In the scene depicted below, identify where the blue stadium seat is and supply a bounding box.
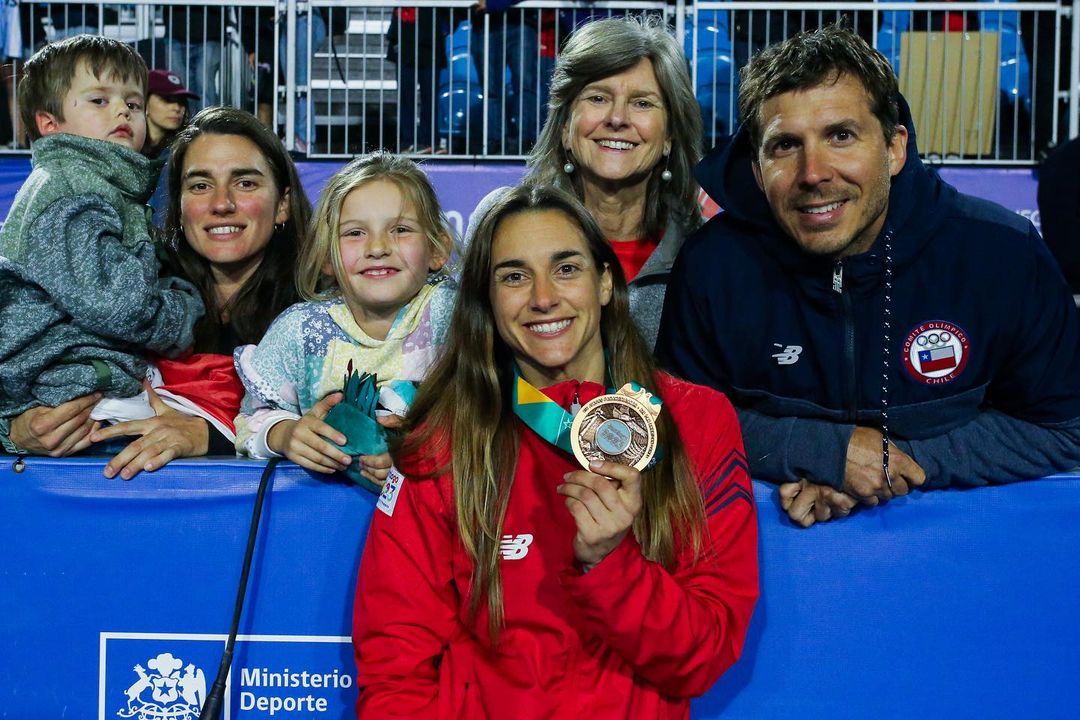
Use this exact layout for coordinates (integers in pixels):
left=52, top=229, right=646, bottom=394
left=438, top=20, right=484, bottom=141
left=685, top=10, right=736, bottom=139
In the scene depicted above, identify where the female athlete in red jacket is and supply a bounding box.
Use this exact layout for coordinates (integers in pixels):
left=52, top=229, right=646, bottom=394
left=352, top=184, right=758, bottom=719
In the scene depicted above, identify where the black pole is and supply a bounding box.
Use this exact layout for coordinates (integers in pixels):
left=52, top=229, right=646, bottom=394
left=200, top=457, right=279, bottom=719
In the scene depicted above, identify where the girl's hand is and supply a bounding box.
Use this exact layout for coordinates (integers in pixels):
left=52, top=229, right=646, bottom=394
left=92, top=384, right=209, bottom=479
left=358, top=452, right=393, bottom=487
left=557, top=460, right=643, bottom=570
left=267, top=393, right=352, bottom=474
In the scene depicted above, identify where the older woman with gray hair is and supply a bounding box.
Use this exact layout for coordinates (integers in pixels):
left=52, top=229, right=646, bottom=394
left=465, top=15, right=703, bottom=350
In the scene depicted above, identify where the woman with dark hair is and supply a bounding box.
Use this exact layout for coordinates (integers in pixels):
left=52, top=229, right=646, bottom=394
left=466, top=15, right=703, bottom=350
left=161, top=105, right=311, bottom=353
left=6, top=107, right=311, bottom=476
left=353, top=184, right=757, bottom=718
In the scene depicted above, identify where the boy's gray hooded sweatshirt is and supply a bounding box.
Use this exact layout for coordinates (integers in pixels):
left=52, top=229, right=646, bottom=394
left=0, top=133, right=204, bottom=417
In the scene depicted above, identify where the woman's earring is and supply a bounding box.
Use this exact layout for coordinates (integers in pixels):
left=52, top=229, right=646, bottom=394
left=563, top=160, right=575, bottom=174
left=274, top=222, right=286, bottom=233
left=660, top=155, right=673, bottom=182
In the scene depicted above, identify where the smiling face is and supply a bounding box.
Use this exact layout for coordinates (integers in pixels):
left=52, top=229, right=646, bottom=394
left=37, top=60, right=146, bottom=152
left=562, top=58, right=671, bottom=194
left=490, top=209, right=613, bottom=388
left=179, top=133, right=289, bottom=281
left=752, top=73, right=907, bottom=258
left=335, top=179, right=447, bottom=339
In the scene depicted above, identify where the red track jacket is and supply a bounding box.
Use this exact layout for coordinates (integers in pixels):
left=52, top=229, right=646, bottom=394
left=353, top=375, right=758, bottom=719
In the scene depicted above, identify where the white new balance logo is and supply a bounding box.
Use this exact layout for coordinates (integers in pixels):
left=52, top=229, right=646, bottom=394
left=499, top=534, right=534, bottom=560
left=771, top=344, right=803, bottom=365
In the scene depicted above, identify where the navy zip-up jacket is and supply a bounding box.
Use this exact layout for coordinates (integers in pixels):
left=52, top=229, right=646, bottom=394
left=657, top=101, right=1080, bottom=489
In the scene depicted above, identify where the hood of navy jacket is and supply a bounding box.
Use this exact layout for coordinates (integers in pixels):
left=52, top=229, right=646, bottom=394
left=693, top=96, right=957, bottom=280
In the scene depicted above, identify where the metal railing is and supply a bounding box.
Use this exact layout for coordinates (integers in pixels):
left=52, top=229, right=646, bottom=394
left=0, top=0, right=1075, bottom=165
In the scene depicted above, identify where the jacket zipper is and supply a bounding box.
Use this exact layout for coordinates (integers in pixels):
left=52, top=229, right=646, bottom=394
left=833, top=259, right=858, bottom=422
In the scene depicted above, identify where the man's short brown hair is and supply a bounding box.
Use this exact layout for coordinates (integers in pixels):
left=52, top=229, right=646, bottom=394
left=738, top=23, right=900, bottom=149
left=19, top=34, right=148, bottom=142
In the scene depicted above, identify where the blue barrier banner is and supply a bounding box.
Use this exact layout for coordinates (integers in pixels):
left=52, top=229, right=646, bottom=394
left=1, top=457, right=1078, bottom=719
left=0, top=158, right=1039, bottom=238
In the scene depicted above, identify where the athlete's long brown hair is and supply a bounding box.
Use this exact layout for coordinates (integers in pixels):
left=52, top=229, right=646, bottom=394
left=399, top=184, right=705, bottom=640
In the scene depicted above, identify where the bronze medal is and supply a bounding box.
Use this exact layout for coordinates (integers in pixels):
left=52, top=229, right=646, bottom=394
left=570, top=383, right=660, bottom=471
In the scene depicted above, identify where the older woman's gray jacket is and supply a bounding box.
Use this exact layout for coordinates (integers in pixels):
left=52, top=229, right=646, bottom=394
left=0, top=134, right=204, bottom=417
left=465, top=186, right=690, bottom=351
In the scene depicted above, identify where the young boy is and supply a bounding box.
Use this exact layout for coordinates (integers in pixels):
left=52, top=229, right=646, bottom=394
left=0, top=35, right=204, bottom=435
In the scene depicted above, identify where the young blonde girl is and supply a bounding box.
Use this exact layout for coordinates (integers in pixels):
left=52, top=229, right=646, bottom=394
left=234, top=153, right=456, bottom=486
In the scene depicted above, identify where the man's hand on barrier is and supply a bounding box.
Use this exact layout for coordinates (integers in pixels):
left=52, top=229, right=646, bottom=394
left=779, top=479, right=858, bottom=528
left=93, top=384, right=209, bottom=480
left=842, top=427, right=926, bottom=504
left=10, top=393, right=101, bottom=457
left=268, top=392, right=353, bottom=474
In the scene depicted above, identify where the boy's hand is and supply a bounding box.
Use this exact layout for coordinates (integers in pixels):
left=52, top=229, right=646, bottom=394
left=10, top=394, right=101, bottom=456
left=92, top=384, right=209, bottom=480
left=268, top=393, right=352, bottom=474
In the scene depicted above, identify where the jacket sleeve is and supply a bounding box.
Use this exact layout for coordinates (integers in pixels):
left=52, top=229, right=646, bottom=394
left=352, top=466, right=458, bottom=717
left=233, top=306, right=306, bottom=458
left=25, top=195, right=203, bottom=356
left=736, top=407, right=854, bottom=489
left=561, top=392, right=759, bottom=698
left=900, top=412, right=1080, bottom=488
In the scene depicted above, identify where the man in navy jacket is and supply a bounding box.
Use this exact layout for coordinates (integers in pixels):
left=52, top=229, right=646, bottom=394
left=657, top=25, right=1080, bottom=527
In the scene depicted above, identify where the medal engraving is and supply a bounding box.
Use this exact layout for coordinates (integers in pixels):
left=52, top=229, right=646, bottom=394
left=571, top=384, right=659, bottom=471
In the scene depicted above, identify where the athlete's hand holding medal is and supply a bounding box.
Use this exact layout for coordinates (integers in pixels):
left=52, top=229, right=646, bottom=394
left=558, top=383, right=662, bottom=571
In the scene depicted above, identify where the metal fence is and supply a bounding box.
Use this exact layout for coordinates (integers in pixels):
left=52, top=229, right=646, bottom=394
left=1, top=0, right=1076, bottom=164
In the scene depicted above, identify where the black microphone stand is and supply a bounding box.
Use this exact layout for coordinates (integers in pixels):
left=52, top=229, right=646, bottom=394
left=200, top=457, right=280, bottom=719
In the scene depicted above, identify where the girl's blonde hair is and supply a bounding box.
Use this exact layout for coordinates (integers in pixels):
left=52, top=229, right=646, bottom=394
left=298, top=152, right=455, bottom=300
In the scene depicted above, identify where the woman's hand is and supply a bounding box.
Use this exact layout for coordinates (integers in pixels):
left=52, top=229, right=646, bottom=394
left=9, top=394, right=102, bottom=456
left=558, top=459, right=643, bottom=570
left=91, top=384, right=210, bottom=480
left=267, top=392, right=352, bottom=474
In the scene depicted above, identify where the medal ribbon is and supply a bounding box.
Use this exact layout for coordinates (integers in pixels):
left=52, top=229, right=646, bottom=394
left=511, top=367, right=579, bottom=455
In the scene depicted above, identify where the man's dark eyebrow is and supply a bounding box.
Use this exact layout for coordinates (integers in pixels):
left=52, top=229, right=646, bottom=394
left=824, top=119, right=859, bottom=135
left=182, top=167, right=267, bottom=181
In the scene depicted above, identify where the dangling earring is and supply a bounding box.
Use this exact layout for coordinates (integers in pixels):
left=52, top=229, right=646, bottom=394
left=660, top=154, right=673, bottom=182
left=563, top=158, right=575, bottom=174
left=274, top=222, right=285, bottom=234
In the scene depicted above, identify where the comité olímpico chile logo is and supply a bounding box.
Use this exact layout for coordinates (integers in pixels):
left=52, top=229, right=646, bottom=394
left=902, top=320, right=970, bottom=385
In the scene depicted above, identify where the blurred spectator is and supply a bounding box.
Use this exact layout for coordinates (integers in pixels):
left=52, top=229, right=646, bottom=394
left=144, top=69, right=197, bottom=158
left=280, top=7, right=327, bottom=154
left=1037, top=136, right=1080, bottom=293
left=469, top=1, right=541, bottom=154
left=144, top=69, right=198, bottom=227
left=1, top=0, right=22, bottom=147
left=386, top=7, right=451, bottom=154
left=165, top=5, right=225, bottom=111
